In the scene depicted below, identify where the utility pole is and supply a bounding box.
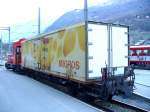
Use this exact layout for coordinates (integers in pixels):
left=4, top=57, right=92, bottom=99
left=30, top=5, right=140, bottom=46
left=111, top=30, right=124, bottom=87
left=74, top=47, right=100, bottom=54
left=84, top=0, right=89, bottom=80
left=0, top=35, right=2, bottom=58
left=38, top=7, right=41, bottom=34
left=84, top=0, right=88, bottom=26
left=0, top=36, right=2, bottom=64
left=8, top=27, right=11, bottom=53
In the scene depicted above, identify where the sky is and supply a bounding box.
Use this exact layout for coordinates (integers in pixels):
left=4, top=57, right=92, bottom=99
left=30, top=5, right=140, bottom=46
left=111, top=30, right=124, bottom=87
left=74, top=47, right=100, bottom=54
left=0, top=0, right=80, bottom=26
left=0, top=0, right=110, bottom=42
left=0, top=0, right=110, bottom=26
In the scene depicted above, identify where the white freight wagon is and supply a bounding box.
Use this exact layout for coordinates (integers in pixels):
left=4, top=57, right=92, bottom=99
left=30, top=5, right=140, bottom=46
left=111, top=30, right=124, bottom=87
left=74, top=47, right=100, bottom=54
left=21, top=21, right=135, bottom=99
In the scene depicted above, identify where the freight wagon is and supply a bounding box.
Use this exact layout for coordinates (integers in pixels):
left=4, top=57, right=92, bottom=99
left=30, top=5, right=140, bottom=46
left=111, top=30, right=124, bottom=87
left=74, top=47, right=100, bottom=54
left=6, top=21, right=135, bottom=100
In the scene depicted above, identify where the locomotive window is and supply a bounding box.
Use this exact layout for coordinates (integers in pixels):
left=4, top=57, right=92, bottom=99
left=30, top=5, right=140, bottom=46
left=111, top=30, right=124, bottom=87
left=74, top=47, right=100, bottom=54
left=136, top=50, right=141, bottom=55
left=13, top=48, right=16, bottom=54
left=16, top=47, right=21, bottom=53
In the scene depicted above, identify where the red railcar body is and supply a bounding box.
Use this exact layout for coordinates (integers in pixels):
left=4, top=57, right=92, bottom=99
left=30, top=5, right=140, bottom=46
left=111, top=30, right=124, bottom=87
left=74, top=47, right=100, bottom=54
left=5, top=38, right=26, bottom=70
left=129, top=45, right=150, bottom=68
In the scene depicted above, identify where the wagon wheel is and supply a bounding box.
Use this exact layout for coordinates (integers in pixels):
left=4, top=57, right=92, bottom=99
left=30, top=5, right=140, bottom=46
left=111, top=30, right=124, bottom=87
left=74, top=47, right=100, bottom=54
left=67, top=82, right=78, bottom=96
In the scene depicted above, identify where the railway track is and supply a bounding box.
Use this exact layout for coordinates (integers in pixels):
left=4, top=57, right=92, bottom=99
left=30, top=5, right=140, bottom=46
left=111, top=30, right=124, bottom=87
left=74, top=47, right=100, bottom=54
left=80, top=93, right=150, bottom=112
left=21, top=72, right=150, bottom=112
left=112, top=94, right=150, bottom=112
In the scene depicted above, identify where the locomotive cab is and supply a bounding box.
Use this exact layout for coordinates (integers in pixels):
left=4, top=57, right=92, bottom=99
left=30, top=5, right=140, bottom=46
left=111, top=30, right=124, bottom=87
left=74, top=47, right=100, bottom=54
left=5, top=38, right=26, bottom=71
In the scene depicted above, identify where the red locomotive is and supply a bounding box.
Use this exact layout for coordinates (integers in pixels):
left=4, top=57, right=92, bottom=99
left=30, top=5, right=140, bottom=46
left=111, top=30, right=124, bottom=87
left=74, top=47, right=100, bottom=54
left=5, top=38, right=26, bottom=71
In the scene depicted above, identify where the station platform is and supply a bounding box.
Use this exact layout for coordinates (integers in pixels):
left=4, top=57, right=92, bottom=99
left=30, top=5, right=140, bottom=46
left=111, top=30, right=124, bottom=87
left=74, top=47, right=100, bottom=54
left=0, top=68, right=102, bottom=112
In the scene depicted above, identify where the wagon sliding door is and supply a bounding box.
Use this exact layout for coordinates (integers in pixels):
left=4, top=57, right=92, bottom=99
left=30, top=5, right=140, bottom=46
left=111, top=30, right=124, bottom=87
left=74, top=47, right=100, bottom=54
left=111, top=26, right=128, bottom=75
left=88, top=23, right=108, bottom=79
left=111, top=26, right=128, bottom=67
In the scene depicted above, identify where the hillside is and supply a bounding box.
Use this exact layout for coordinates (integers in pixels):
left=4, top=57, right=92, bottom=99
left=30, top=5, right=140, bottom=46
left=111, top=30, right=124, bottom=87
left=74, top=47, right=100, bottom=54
left=44, top=0, right=150, bottom=44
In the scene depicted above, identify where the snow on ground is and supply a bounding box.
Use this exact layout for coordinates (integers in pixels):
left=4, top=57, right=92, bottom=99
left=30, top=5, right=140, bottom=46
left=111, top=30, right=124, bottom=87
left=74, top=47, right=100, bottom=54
left=0, top=69, right=101, bottom=112
left=134, top=83, right=150, bottom=99
left=134, top=69, right=150, bottom=99
left=134, top=69, right=150, bottom=86
left=0, top=64, right=150, bottom=111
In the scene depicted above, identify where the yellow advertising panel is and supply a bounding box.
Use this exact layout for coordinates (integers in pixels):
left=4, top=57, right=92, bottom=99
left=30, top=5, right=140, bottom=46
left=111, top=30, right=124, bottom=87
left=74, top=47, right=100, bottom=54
left=22, top=23, right=86, bottom=81
left=22, top=40, right=35, bottom=69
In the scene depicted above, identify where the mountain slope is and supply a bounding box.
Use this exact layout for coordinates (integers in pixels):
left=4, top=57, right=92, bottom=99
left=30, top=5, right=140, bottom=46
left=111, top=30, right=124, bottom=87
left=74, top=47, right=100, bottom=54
left=44, top=0, right=150, bottom=44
